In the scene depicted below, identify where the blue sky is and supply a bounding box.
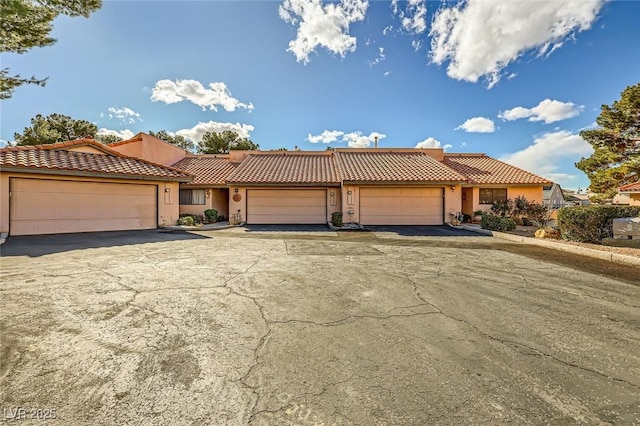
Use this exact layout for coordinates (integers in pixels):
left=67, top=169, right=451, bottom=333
left=2, top=0, right=639, bottom=190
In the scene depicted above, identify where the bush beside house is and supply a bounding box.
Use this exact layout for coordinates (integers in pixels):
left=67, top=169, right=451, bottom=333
left=557, top=205, right=640, bottom=244
left=481, top=196, right=546, bottom=232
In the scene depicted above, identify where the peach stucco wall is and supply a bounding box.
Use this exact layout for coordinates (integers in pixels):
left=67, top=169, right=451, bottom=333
left=629, top=194, right=640, bottom=206
left=111, top=134, right=187, bottom=166
left=468, top=186, right=544, bottom=214
left=0, top=172, right=180, bottom=234
left=179, top=188, right=229, bottom=218
left=507, top=186, right=544, bottom=204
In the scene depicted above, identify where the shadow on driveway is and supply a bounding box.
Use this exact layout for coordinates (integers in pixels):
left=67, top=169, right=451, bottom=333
left=0, top=229, right=209, bottom=257
left=242, top=224, right=336, bottom=233
left=366, top=225, right=487, bottom=237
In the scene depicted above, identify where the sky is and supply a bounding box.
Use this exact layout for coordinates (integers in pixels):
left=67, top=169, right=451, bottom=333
left=2, top=0, right=639, bottom=190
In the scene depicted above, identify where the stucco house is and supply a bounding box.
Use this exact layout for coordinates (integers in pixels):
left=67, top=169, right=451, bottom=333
left=0, top=132, right=550, bottom=235
left=542, top=183, right=567, bottom=209
left=619, top=182, right=640, bottom=206
left=0, top=137, right=192, bottom=236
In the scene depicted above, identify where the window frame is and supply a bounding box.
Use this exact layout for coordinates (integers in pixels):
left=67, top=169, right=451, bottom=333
left=479, top=188, right=508, bottom=204
left=179, top=189, right=206, bottom=205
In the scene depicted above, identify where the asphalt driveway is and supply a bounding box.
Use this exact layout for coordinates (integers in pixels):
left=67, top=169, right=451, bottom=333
left=1, top=229, right=639, bottom=424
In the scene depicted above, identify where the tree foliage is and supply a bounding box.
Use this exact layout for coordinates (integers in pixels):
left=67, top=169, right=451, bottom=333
left=576, top=83, right=640, bottom=202
left=148, top=130, right=195, bottom=152
left=198, top=131, right=259, bottom=154
left=0, top=0, right=102, bottom=99
left=14, top=113, right=99, bottom=145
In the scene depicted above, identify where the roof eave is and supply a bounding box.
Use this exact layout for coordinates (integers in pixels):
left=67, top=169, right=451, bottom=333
left=0, top=166, right=193, bottom=182
left=343, top=179, right=466, bottom=185
left=225, top=181, right=341, bottom=187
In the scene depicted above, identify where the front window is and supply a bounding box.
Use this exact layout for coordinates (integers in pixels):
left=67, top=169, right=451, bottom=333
left=180, top=189, right=205, bottom=205
left=479, top=188, right=507, bottom=204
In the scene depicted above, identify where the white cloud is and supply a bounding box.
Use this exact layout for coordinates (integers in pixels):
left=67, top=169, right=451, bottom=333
left=107, top=106, right=142, bottom=124
left=175, top=121, right=255, bottom=142
left=150, top=79, right=254, bottom=112
left=383, top=25, right=393, bottom=35
left=0, top=139, right=10, bottom=148
left=392, top=0, right=427, bottom=35
left=429, top=0, right=603, bottom=88
left=279, top=0, right=368, bottom=64
left=307, top=129, right=385, bottom=147
left=343, top=131, right=385, bottom=148
left=307, top=130, right=344, bottom=143
left=415, top=137, right=452, bottom=151
left=97, top=128, right=135, bottom=140
left=368, top=47, right=385, bottom=66
left=499, top=99, right=583, bottom=124
left=499, top=130, right=593, bottom=186
left=455, top=116, right=495, bottom=133
left=383, top=71, right=391, bottom=77
left=411, top=40, right=422, bottom=51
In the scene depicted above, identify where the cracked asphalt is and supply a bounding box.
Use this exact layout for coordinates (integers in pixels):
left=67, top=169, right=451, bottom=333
left=1, top=227, right=639, bottom=425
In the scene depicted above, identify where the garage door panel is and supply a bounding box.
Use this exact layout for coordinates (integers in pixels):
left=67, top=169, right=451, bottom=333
left=360, top=187, right=443, bottom=225
left=10, top=179, right=157, bottom=235
left=247, top=189, right=327, bottom=224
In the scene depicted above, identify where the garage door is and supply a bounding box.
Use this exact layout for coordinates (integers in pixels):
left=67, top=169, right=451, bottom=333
left=247, top=189, right=326, bottom=224
left=360, top=187, right=444, bottom=225
left=10, top=178, right=157, bottom=235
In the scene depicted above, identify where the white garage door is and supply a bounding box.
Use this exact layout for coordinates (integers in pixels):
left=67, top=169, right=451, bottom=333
left=360, top=187, right=444, bottom=225
left=247, top=189, right=326, bottom=224
left=10, top=178, right=157, bottom=236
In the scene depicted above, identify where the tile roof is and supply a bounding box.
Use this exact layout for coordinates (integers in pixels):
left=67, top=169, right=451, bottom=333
left=226, top=153, right=340, bottom=185
left=171, top=156, right=237, bottom=186
left=0, top=139, right=193, bottom=181
left=619, top=181, right=640, bottom=192
left=443, top=154, right=550, bottom=185
left=335, top=151, right=466, bottom=182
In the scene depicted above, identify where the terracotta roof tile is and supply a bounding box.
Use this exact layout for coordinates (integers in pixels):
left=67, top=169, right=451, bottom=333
left=172, top=156, right=237, bottom=186
left=0, top=139, right=192, bottom=181
left=335, top=151, right=466, bottom=182
left=226, top=153, right=340, bottom=185
left=443, top=154, right=550, bottom=185
left=620, top=181, right=640, bottom=192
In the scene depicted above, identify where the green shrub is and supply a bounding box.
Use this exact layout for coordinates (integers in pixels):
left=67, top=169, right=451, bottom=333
left=177, top=216, right=195, bottom=226
left=490, top=199, right=514, bottom=217
left=481, top=214, right=517, bottom=231
left=557, top=205, right=640, bottom=244
left=178, top=213, right=202, bottom=225
left=204, top=209, right=218, bottom=223
left=331, top=212, right=343, bottom=227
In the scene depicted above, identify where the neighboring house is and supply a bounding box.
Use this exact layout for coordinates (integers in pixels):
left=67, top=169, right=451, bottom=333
left=619, top=182, right=640, bottom=206
left=563, top=190, right=591, bottom=206
left=543, top=183, right=567, bottom=209
left=0, top=132, right=551, bottom=235
left=0, top=137, right=192, bottom=236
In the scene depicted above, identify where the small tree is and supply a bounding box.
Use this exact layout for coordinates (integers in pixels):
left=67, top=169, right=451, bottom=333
left=148, top=130, right=194, bottom=152
left=1, top=0, right=102, bottom=99
left=198, top=131, right=259, bottom=154
left=14, top=113, right=98, bottom=145
left=576, top=83, right=640, bottom=202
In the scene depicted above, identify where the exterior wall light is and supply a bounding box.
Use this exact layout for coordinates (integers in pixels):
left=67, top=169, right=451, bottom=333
left=234, top=188, right=239, bottom=193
